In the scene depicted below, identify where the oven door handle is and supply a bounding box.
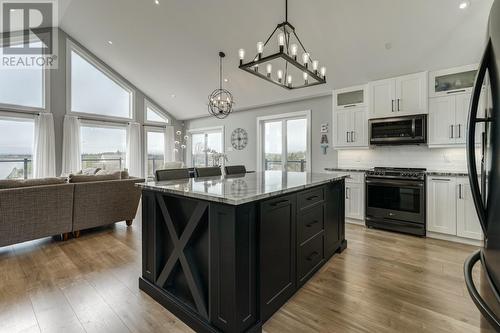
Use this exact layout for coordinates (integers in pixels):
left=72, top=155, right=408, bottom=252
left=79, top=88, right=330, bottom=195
left=366, top=179, right=424, bottom=187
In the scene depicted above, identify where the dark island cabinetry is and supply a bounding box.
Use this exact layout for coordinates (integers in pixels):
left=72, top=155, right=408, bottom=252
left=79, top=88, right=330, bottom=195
left=138, top=173, right=346, bottom=333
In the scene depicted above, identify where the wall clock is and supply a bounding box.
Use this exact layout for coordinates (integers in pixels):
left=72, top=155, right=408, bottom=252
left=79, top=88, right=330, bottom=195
left=231, top=128, right=248, bottom=150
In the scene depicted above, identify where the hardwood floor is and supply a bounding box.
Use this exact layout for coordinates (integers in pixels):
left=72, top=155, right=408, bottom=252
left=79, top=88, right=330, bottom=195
left=0, top=213, right=495, bottom=333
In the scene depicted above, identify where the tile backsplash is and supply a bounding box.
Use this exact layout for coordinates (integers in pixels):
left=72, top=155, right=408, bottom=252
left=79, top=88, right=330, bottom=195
left=337, top=146, right=476, bottom=171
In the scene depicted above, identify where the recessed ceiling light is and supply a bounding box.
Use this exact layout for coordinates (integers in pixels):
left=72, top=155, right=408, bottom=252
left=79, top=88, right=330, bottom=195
left=224, top=78, right=229, bottom=82
left=459, top=1, right=470, bottom=9
left=107, top=40, right=113, bottom=45
left=155, top=0, right=160, bottom=4
left=171, top=94, right=176, bottom=98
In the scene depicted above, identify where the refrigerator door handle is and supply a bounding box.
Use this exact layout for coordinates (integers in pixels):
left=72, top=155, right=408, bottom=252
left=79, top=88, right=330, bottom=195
left=464, top=250, right=500, bottom=331
left=467, top=40, right=491, bottom=233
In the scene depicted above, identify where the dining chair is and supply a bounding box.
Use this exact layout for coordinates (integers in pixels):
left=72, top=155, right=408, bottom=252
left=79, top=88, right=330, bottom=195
left=224, top=165, right=247, bottom=175
left=155, top=168, right=190, bottom=181
left=194, top=167, right=222, bottom=178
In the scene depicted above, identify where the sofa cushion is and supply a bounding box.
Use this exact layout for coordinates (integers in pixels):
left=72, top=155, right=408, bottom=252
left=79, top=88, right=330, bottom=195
left=0, top=177, right=67, bottom=189
left=69, top=171, right=121, bottom=183
left=121, top=170, right=129, bottom=179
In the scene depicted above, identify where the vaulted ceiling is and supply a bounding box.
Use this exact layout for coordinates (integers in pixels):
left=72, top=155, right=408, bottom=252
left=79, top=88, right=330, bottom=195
left=58, top=0, right=494, bottom=120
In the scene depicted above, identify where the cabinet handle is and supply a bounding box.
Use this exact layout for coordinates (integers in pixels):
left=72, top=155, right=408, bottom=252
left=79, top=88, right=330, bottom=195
left=306, top=195, right=319, bottom=201
left=431, top=178, right=451, bottom=181
left=346, top=132, right=350, bottom=143
left=271, top=199, right=289, bottom=207
left=306, top=220, right=320, bottom=228
left=307, top=251, right=320, bottom=261
left=344, top=104, right=357, bottom=108
left=459, top=184, right=463, bottom=199
left=391, top=100, right=395, bottom=112
left=397, top=98, right=400, bottom=111
left=346, top=187, right=350, bottom=199
left=450, top=125, right=454, bottom=139
left=447, top=89, right=467, bottom=95
left=352, top=131, right=356, bottom=142
left=458, top=124, right=462, bottom=138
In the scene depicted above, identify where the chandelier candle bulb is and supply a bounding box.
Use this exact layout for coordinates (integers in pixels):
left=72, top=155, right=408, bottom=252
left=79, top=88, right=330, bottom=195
left=266, top=63, right=272, bottom=77
left=278, top=33, right=285, bottom=52
left=287, top=74, right=293, bottom=88
left=291, top=44, right=298, bottom=59
left=312, top=60, right=319, bottom=73
left=303, top=72, right=308, bottom=84
left=277, top=69, right=283, bottom=82
left=238, top=48, right=245, bottom=64
left=256, top=42, right=264, bottom=59
left=302, top=53, right=310, bottom=67
left=320, top=66, right=327, bottom=78
left=254, top=64, right=259, bottom=72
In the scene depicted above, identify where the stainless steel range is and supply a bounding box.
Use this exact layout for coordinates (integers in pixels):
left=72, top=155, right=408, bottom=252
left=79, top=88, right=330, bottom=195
left=365, top=167, right=426, bottom=236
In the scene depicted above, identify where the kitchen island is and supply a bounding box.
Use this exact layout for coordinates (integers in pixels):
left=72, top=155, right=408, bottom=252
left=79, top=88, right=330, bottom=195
left=137, top=171, right=347, bottom=333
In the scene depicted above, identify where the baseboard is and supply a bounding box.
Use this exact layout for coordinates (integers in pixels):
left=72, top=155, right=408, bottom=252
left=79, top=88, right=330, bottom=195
left=346, top=218, right=365, bottom=226
left=426, top=231, right=484, bottom=246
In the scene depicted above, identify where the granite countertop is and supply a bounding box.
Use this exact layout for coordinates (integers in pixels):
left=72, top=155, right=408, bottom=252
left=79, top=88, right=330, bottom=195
left=136, top=171, right=348, bottom=206
left=325, top=167, right=470, bottom=177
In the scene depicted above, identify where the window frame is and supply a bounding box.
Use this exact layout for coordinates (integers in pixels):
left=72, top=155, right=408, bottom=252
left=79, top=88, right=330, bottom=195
left=0, top=112, right=36, bottom=179
left=144, top=99, right=170, bottom=126
left=79, top=119, right=128, bottom=171
left=0, top=35, right=50, bottom=113
left=144, top=126, right=166, bottom=178
left=256, top=110, right=311, bottom=172
left=187, top=126, right=225, bottom=168
left=66, top=39, right=135, bottom=122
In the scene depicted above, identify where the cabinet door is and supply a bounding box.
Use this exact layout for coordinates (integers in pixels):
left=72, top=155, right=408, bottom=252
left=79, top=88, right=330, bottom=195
left=334, top=86, right=366, bottom=110
left=350, top=108, right=368, bottom=147
left=455, top=90, right=486, bottom=145
left=429, top=96, right=456, bottom=146
left=427, top=178, right=457, bottom=235
left=369, top=78, right=395, bottom=119
left=259, top=194, right=296, bottom=321
left=457, top=180, right=483, bottom=240
left=346, top=183, right=364, bottom=220
left=324, top=182, right=343, bottom=258
left=395, top=72, right=428, bottom=115
left=333, top=110, right=350, bottom=147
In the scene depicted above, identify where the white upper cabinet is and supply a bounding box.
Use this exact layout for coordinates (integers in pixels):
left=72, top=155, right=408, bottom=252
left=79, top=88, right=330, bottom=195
left=334, top=85, right=367, bottom=110
left=429, top=64, right=478, bottom=98
left=369, top=72, right=428, bottom=119
left=429, top=96, right=457, bottom=146
left=332, top=87, right=368, bottom=149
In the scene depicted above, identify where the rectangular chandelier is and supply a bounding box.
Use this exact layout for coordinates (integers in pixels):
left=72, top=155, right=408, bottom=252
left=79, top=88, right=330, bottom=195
left=238, top=9, right=327, bottom=90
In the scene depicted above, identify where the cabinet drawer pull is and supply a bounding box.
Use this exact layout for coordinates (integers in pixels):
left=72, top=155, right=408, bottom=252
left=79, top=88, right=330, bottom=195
left=391, top=99, right=395, bottom=112
left=271, top=199, right=289, bottom=207
left=306, top=220, right=320, bottom=228
left=431, top=178, right=451, bottom=181
left=459, top=184, right=463, bottom=199
left=344, top=104, right=357, bottom=108
left=397, top=98, right=400, bottom=111
left=307, top=251, right=320, bottom=261
left=306, top=195, right=320, bottom=201
left=447, top=89, right=466, bottom=94
left=450, top=125, right=454, bottom=139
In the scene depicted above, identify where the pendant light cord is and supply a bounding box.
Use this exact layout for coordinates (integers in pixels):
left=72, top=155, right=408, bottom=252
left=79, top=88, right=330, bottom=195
left=285, top=0, right=288, bottom=22
left=219, top=55, right=222, bottom=90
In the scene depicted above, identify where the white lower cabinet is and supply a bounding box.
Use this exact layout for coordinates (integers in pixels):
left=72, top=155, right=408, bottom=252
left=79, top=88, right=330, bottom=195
left=345, top=173, right=365, bottom=222
left=427, top=176, right=483, bottom=241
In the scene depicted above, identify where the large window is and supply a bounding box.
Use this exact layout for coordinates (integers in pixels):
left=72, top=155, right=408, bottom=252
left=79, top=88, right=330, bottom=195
left=190, top=127, right=223, bottom=167
left=0, top=117, right=34, bottom=179
left=69, top=44, right=133, bottom=119
left=258, top=111, right=310, bottom=172
left=0, top=41, right=45, bottom=109
left=145, top=129, right=165, bottom=177
left=145, top=101, right=169, bottom=124
left=80, top=124, right=127, bottom=171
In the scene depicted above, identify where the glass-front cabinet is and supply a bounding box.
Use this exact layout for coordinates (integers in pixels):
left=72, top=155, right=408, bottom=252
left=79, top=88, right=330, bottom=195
left=429, top=64, right=478, bottom=98
left=334, top=85, right=368, bottom=110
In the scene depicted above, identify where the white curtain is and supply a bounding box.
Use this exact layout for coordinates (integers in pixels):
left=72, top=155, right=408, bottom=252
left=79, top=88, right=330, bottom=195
left=61, top=115, right=81, bottom=175
left=164, top=125, right=176, bottom=163
left=126, top=122, right=142, bottom=177
left=33, top=112, right=56, bottom=178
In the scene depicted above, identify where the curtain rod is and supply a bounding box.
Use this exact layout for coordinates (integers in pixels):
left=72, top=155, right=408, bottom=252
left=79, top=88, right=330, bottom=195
left=77, top=116, right=131, bottom=126
left=0, top=109, right=41, bottom=117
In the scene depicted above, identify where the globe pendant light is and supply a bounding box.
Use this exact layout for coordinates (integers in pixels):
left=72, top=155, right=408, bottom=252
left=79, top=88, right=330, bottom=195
left=208, top=52, right=234, bottom=119
left=238, top=0, right=327, bottom=90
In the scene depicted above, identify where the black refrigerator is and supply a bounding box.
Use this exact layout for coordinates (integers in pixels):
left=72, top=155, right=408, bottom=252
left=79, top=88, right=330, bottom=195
left=465, top=0, right=500, bottom=330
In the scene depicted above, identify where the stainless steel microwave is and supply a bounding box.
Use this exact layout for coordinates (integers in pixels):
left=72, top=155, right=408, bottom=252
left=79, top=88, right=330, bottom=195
left=369, top=114, right=427, bottom=145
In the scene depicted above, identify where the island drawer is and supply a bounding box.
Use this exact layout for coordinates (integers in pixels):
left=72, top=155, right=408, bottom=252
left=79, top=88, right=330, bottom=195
left=297, top=187, right=325, bottom=211
left=297, top=205, right=324, bottom=245
left=297, top=233, right=325, bottom=284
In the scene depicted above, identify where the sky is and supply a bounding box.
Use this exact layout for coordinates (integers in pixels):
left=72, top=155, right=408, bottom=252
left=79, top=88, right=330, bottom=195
left=80, top=126, right=127, bottom=154
left=265, top=118, right=307, bottom=154
left=0, top=119, right=34, bottom=155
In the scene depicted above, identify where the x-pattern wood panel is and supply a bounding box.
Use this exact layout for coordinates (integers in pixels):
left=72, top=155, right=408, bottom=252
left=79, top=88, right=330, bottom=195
left=155, top=194, right=209, bottom=319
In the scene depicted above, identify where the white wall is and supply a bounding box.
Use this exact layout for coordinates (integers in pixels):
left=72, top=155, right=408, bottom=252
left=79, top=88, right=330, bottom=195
left=185, top=95, right=337, bottom=173
left=337, top=146, right=472, bottom=171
